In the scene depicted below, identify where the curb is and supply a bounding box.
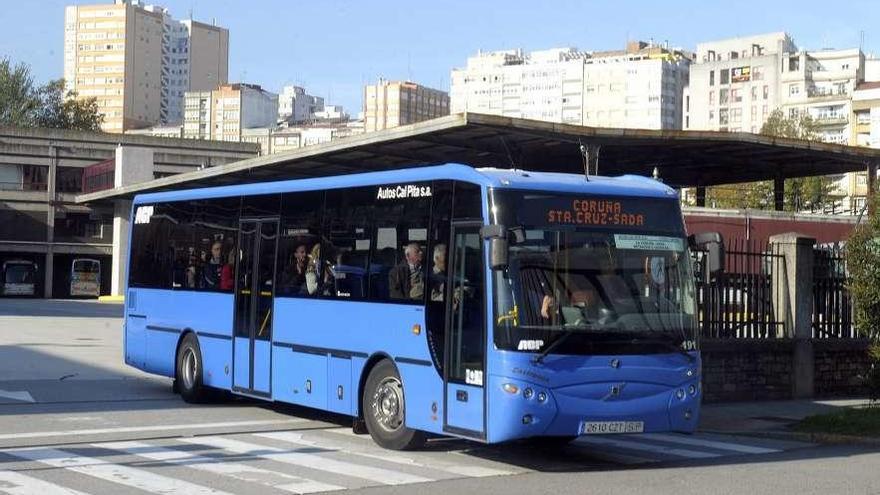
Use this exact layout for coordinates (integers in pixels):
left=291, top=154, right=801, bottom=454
left=701, top=428, right=880, bottom=447
left=97, top=295, right=124, bottom=303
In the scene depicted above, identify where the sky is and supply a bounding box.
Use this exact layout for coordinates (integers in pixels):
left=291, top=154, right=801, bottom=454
left=2, top=0, right=880, bottom=115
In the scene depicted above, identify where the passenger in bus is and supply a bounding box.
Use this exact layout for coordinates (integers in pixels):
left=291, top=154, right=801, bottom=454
left=185, top=254, right=199, bottom=289
left=220, top=250, right=236, bottom=291
left=389, top=242, right=424, bottom=300
left=429, top=243, right=447, bottom=302
left=305, top=243, right=332, bottom=295
left=202, top=241, right=224, bottom=289
left=279, top=243, right=308, bottom=294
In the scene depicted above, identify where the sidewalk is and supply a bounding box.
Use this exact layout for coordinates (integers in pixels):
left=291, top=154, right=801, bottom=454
left=699, top=398, right=877, bottom=444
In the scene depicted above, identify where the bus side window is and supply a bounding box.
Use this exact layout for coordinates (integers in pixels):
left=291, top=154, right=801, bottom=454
left=324, top=187, right=373, bottom=300
left=370, top=181, right=432, bottom=303
left=191, top=197, right=241, bottom=293
left=278, top=190, right=324, bottom=297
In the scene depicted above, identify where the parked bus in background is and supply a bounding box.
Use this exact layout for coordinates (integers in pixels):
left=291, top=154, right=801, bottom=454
left=71, top=258, right=101, bottom=297
left=123, top=163, right=721, bottom=450
left=2, top=260, right=37, bottom=296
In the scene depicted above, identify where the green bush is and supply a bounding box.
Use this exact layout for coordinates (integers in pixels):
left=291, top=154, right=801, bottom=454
left=847, top=195, right=880, bottom=403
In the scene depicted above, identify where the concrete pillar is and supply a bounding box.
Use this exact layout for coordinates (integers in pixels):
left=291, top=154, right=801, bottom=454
left=769, top=232, right=816, bottom=399
left=773, top=177, right=785, bottom=211
left=111, top=199, right=131, bottom=297
left=110, top=146, right=154, bottom=297
left=44, top=146, right=57, bottom=298
left=695, top=186, right=706, bottom=207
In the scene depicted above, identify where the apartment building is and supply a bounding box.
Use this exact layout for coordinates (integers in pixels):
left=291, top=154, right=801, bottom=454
left=363, top=79, right=450, bottom=132
left=450, top=42, right=691, bottom=130
left=64, top=0, right=228, bottom=132
left=684, top=33, right=864, bottom=143
left=183, top=84, right=278, bottom=142
left=278, top=85, right=325, bottom=123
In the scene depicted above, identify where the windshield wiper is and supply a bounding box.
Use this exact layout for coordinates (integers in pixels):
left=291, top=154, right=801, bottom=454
left=531, top=329, right=576, bottom=364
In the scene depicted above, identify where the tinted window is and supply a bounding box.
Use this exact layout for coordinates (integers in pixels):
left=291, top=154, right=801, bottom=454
left=189, top=197, right=240, bottom=292
left=323, top=187, right=374, bottom=299
left=454, top=181, right=483, bottom=219
left=277, top=190, right=324, bottom=297
left=371, top=181, right=432, bottom=302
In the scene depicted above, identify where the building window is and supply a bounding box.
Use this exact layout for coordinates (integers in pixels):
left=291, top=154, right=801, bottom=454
left=789, top=84, right=800, bottom=96
left=751, top=86, right=758, bottom=99
left=719, top=108, right=729, bottom=125
left=763, top=85, right=769, bottom=100
left=709, top=70, right=715, bottom=86
left=789, top=56, right=800, bottom=71
left=720, top=69, right=729, bottom=85
left=709, top=91, right=715, bottom=105
left=731, top=88, right=742, bottom=103
left=719, top=88, right=729, bottom=104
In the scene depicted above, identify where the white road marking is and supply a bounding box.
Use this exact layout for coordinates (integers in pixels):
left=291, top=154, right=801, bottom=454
left=97, top=440, right=344, bottom=494
left=183, top=436, right=433, bottom=486
left=575, top=436, right=722, bottom=459
left=639, top=433, right=782, bottom=454
left=0, top=470, right=90, bottom=495
left=4, top=447, right=232, bottom=495
left=0, top=419, right=308, bottom=441
left=257, top=431, right=513, bottom=478
left=0, top=390, right=34, bottom=403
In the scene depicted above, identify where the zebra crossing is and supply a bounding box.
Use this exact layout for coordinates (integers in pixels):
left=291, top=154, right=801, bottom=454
left=0, top=427, right=809, bottom=494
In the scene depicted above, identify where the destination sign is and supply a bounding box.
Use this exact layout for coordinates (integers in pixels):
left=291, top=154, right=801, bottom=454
left=545, top=199, right=646, bottom=227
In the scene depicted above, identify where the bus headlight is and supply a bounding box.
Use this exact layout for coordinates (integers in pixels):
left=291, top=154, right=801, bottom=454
left=688, top=384, right=697, bottom=396
left=502, top=383, right=519, bottom=394
left=675, top=388, right=685, bottom=400
left=523, top=387, right=534, bottom=399
left=537, top=391, right=547, bottom=403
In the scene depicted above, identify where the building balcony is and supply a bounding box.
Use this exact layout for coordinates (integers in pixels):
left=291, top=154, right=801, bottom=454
left=812, top=115, right=848, bottom=126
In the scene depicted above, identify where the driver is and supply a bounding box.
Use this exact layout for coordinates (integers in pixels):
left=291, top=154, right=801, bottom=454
left=540, top=275, right=601, bottom=323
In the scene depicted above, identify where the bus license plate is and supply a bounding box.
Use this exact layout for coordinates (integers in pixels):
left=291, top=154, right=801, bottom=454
left=581, top=421, right=644, bottom=434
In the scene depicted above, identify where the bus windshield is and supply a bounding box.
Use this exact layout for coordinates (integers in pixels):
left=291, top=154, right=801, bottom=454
left=5, top=263, right=35, bottom=284
left=491, top=189, right=698, bottom=356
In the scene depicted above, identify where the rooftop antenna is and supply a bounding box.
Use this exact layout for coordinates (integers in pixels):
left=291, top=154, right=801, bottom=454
left=579, top=140, right=592, bottom=181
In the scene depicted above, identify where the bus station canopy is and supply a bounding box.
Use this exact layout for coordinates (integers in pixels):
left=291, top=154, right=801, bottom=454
left=77, top=112, right=880, bottom=204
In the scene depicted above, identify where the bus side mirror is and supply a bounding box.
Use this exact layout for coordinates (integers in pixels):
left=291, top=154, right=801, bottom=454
left=481, top=225, right=509, bottom=270
left=688, top=232, right=725, bottom=280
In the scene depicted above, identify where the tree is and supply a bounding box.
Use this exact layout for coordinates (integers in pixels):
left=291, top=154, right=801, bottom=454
left=35, top=79, right=104, bottom=131
left=706, top=109, right=836, bottom=212
left=0, top=57, right=40, bottom=127
left=0, top=58, right=103, bottom=132
left=761, top=109, right=836, bottom=212
left=847, top=194, right=880, bottom=402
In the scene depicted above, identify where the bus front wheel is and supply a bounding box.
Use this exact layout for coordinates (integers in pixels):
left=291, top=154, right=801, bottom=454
left=175, top=333, right=208, bottom=403
left=363, top=359, right=425, bottom=450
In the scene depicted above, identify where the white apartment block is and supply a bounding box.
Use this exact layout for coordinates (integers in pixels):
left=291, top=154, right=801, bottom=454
left=64, top=0, right=228, bottom=132
left=684, top=33, right=864, bottom=144
left=278, top=85, right=325, bottom=123
left=451, top=42, right=690, bottom=130
left=183, top=83, right=278, bottom=142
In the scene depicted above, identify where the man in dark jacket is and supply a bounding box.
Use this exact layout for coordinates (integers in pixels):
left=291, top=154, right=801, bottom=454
left=389, top=243, right=425, bottom=300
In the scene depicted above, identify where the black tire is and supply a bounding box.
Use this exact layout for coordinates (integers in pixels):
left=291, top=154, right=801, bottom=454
left=363, top=359, right=426, bottom=450
left=176, top=333, right=209, bottom=403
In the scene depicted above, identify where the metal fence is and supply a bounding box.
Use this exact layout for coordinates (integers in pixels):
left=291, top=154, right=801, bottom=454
left=693, top=239, right=855, bottom=340
left=694, top=239, right=785, bottom=339
left=812, top=243, right=854, bottom=338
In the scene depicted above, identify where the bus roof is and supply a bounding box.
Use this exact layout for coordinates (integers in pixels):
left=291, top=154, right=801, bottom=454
left=132, top=163, right=677, bottom=205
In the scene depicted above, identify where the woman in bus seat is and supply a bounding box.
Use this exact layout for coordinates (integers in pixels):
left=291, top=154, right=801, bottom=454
left=220, top=250, right=236, bottom=291
left=279, top=243, right=308, bottom=294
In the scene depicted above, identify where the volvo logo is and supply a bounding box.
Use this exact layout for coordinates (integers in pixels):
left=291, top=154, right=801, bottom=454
left=601, top=382, right=626, bottom=401
left=610, top=358, right=621, bottom=368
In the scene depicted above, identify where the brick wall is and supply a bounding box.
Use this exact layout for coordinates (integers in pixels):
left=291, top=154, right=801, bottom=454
left=700, top=339, right=872, bottom=403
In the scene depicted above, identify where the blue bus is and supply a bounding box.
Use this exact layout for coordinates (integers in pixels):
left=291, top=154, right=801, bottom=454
left=124, top=163, right=716, bottom=450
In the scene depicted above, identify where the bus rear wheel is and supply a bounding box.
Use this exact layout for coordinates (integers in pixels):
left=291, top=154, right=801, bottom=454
left=176, top=333, right=209, bottom=403
left=363, top=359, right=425, bottom=450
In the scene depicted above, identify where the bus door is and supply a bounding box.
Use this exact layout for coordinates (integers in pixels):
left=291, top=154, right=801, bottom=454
left=233, top=219, right=279, bottom=397
left=443, top=222, right=487, bottom=439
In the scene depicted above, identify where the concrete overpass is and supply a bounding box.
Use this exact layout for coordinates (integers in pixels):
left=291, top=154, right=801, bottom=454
left=0, top=126, right=259, bottom=298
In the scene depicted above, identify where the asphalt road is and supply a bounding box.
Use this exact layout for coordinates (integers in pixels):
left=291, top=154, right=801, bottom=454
left=0, top=298, right=878, bottom=495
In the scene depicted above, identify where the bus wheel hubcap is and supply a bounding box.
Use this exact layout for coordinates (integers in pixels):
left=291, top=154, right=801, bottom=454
left=182, top=348, right=197, bottom=390
left=373, top=377, right=403, bottom=432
